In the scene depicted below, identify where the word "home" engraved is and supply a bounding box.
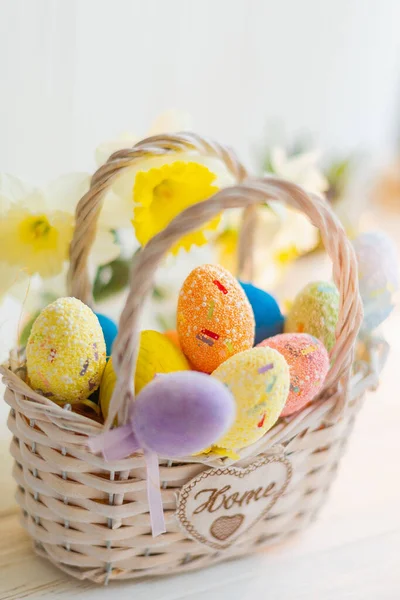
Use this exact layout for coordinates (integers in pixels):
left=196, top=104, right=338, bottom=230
left=193, top=482, right=276, bottom=514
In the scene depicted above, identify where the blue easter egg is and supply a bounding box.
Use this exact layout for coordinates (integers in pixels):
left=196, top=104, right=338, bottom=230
left=95, top=313, right=118, bottom=357
left=239, top=281, right=284, bottom=345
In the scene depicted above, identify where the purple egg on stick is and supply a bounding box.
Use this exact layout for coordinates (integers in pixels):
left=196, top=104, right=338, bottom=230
left=88, top=371, right=235, bottom=537
left=134, top=371, right=235, bottom=457
left=89, top=371, right=236, bottom=460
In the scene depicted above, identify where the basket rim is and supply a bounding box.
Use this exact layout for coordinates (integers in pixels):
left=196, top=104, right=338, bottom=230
left=1, top=334, right=387, bottom=469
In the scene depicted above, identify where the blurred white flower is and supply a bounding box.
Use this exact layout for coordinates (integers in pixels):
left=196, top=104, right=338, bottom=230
left=259, top=147, right=327, bottom=283
left=216, top=147, right=327, bottom=288
left=0, top=173, right=120, bottom=309
left=95, top=110, right=235, bottom=235
left=268, top=147, right=329, bottom=195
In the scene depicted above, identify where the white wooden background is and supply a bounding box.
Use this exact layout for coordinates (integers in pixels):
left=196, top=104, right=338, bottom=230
left=1, top=0, right=400, bottom=183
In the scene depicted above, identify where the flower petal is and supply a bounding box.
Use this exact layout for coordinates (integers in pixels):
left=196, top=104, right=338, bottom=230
left=44, top=172, right=91, bottom=213
left=147, top=110, right=193, bottom=135
left=0, top=173, right=37, bottom=207
left=91, top=229, right=121, bottom=266
left=95, top=132, right=139, bottom=166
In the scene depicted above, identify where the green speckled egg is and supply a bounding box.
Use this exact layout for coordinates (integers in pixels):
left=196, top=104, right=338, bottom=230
left=26, top=297, right=106, bottom=403
left=284, top=281, right=339, bottom=351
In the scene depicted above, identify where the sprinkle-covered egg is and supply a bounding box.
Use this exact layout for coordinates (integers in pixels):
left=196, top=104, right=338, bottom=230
left=177, top=264, right=255, bottom=373
left=284, top=281, right=339, bottom=351
left=26, top=297, right=106, bottom=403
left=259, top=333, right=329, bottom=416
left=100, top=329, right=190, bottom=420
left=353, top=230, right=399, bottom=332
left=240, top=281, right=284, bottom=344
left=210, top=347, right=290, bottom=457
left=95, top=313, right=118, bottom=357
left=132, top=371, right=236, bottom=457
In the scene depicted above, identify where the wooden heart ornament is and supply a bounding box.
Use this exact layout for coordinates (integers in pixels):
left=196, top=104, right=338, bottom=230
left=176, top=454, right=292, bottom=550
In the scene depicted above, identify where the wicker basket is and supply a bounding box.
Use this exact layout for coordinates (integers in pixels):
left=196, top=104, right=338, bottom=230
left=0, top=133, right=388, bottom=584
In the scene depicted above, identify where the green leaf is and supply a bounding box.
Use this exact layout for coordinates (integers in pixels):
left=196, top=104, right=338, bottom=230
left=93, top=257, right=132, bottom=302
left=19, top=311, right=41, bottom=346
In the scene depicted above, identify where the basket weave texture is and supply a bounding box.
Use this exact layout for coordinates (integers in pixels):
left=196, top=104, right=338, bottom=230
left=0, top=133, right=383, bottom=584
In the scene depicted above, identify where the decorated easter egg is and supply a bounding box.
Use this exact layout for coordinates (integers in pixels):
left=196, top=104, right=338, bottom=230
left=132, top=371, right=236, bottom=457
left=259, top=333, right=329, bottom=416
left=210, top=347, right=290, bottom=456
left=26, top=297, right=106, bottom=403
left=353, top=231, right=399, bottom=331
left=95, top=313, right=118, bottom=357
left=284, top=281, right=339, bottom=351
left=239, top=281, right=284, bottom=344
left=100, top=329, right=190, bottom=420
left=177, top=264, right=255, bottom=373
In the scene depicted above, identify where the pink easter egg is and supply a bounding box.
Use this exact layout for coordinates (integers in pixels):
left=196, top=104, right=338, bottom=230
left=258, top=333, right=329, bottom=417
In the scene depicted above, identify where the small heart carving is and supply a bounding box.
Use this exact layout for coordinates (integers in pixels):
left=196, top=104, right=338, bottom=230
left=176, top=454, right=292, bottom=550
left=210, top=514, right=244, bottom=541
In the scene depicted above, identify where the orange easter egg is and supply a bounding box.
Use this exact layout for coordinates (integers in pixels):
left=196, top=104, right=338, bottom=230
left=177, top=264, right=255, bottom=373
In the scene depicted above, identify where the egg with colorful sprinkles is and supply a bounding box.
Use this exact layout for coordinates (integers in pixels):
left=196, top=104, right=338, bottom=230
left=353, top=230, right=399, bottom=332
left=26, top=297, right=106, bottom=403
left=239, top=281, right=284, bottom=344
left=209, top=347, right=290, bottom=457
left=177, top=264, right=255, bottom=373
left=284, top=281, right=340, bottom=351
left=100, top=329, right=190, bottom=420
left=259, top=333, right=329, bottom=416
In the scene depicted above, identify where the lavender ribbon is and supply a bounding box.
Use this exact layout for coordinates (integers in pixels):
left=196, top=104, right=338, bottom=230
left=88, top=426, right=166, bottom=537
left=144, top=448, right=167, bottom=537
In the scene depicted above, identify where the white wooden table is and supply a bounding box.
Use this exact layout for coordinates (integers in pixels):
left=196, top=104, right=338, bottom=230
left=1, top=308, right=400, bottom=599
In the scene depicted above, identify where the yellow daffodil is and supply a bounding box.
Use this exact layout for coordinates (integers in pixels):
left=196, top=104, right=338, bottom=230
left=95, top=112, right=234, bottom=248
left=95, top=111, right=194, bottom=231
left=0, top=173, right=119, bottom=279
left=132, top=159, right=224, bottom=254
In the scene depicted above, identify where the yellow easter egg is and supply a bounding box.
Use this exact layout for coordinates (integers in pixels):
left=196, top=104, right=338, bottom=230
left=100, top=329, right=190, bottom=420
left=177, top=264, right=255, bottom=373
left=26, top=297, right=106, bottom=403
left=210, top=347, right=290, bottom=456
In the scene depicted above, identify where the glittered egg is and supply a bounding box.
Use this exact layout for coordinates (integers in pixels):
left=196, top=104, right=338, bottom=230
left=210, top=347, right=290, bottom=456
left=95, top=312, right=118, bottom=357
left=259, top=333, right=329, bottom=416
left=100, top=329, right=190, bottom=420
left=177, top=264, right=255, bottom=373
left=240, top=281, right=284, bottom=344
left=132, top=371, right=236, bottom=457
left=26, top=297, right=106, bottom=403
left=284, top=281, right=339, bottom=351
left=353, top=231, right=399, bottom=331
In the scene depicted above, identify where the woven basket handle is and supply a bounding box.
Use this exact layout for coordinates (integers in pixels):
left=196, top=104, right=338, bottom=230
left=68, top=132, right=247, bottom=304
left=68, top=134, right=363, bottom=428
